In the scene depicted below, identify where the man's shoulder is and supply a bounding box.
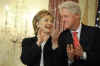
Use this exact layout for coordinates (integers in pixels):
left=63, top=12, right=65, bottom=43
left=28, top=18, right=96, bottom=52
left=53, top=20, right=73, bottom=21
left=82, top=24, right=100, bottom=31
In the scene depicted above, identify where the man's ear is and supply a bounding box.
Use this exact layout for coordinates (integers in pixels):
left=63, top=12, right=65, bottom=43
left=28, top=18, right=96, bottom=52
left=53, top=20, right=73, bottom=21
left=76, top=13, right=80, bottom=18
left=75, top=13, right=80, bottom=19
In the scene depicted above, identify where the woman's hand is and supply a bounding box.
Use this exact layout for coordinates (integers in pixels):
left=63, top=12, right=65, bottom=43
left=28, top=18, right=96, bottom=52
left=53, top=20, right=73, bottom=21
left=37, top=29, right=49, bottom=46
left=51, top=27, right=61, bottom=49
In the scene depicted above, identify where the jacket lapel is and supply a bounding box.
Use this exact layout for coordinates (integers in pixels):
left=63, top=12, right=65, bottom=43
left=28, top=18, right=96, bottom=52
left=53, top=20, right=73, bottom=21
left=80, top=24, right=89, bottom=51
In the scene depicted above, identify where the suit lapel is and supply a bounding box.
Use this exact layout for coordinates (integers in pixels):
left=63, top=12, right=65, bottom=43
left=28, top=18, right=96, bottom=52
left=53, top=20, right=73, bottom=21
left=80, top=24, right=89, bottom=51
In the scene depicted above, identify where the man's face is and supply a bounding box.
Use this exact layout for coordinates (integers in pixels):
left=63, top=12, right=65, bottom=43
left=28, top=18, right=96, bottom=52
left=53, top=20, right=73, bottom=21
left=60, top=8, right=79, bottom=30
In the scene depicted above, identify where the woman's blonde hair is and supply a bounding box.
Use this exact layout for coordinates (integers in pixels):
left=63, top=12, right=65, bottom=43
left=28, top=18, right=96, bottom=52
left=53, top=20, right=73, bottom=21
left=32, top=9, right=54, bottom=36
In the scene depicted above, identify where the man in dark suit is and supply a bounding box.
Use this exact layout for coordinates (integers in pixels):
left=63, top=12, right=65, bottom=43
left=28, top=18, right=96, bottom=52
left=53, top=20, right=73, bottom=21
left=57, top=1, right=100, bottom=66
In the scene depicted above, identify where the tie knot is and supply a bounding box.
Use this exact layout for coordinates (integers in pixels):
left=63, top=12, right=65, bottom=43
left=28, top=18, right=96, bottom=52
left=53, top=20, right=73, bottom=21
left=72, top=32, right=77, bottom=36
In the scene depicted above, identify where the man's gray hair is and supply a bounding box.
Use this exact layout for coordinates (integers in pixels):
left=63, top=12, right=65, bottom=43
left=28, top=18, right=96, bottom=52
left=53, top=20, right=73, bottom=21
left=58, top=1, right=81, bottom=15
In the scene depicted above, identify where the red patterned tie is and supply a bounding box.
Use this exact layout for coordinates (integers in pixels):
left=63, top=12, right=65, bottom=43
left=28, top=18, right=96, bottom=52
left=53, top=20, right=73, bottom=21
left=72, top=32, right=80, bottom=60
left=72, top=32, right=79, bottom=48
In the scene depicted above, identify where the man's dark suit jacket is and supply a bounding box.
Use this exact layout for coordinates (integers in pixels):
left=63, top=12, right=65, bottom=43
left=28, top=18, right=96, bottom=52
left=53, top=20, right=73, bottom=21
left=58, top=24, right=100, bottom=66
left=20, top=36, right=66, bottom=66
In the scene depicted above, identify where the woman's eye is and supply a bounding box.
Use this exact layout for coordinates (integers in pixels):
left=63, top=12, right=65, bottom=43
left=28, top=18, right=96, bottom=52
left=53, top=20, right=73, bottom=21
left=40, top=19, right=48, bottom=22
left=44, top=19, right=48, bottom=22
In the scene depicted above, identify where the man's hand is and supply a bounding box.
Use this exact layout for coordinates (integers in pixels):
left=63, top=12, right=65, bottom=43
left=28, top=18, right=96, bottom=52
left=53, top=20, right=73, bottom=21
left=74, top=44, right=83, bottom=57
left=66, top=44, right=83, bottom=61
left=66, top=44, right=75, bottom=61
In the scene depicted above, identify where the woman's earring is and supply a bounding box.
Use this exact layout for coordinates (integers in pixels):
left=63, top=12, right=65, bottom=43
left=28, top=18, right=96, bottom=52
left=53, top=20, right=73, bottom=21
left=36, top=22, right=39, bottom=27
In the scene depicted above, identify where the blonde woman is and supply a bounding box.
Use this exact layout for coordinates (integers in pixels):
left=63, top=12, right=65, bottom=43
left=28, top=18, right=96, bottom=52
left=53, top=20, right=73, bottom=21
left=20, top=10, right=59, bottom=66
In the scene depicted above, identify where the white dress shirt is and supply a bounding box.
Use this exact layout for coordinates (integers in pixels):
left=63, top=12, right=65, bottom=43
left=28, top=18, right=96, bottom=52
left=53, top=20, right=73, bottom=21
left=40, top=41, right=46, bottom=66
left=39, top=36, right=56, bottom=66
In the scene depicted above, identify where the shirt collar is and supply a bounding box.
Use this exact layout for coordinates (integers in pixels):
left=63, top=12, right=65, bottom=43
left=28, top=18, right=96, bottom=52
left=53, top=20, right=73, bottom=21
left=71, top=23, right=82, bottom=33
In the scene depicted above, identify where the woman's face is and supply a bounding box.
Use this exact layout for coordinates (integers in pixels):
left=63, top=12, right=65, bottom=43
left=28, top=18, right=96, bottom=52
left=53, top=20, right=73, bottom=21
left=38, top=15, right=54, bottom=34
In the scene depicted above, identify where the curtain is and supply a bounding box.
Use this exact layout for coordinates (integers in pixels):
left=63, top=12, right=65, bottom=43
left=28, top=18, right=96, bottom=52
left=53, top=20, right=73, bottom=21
left=79, top=0, right=97, bottom=26
left=81, top=0, right=88, bottom=25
